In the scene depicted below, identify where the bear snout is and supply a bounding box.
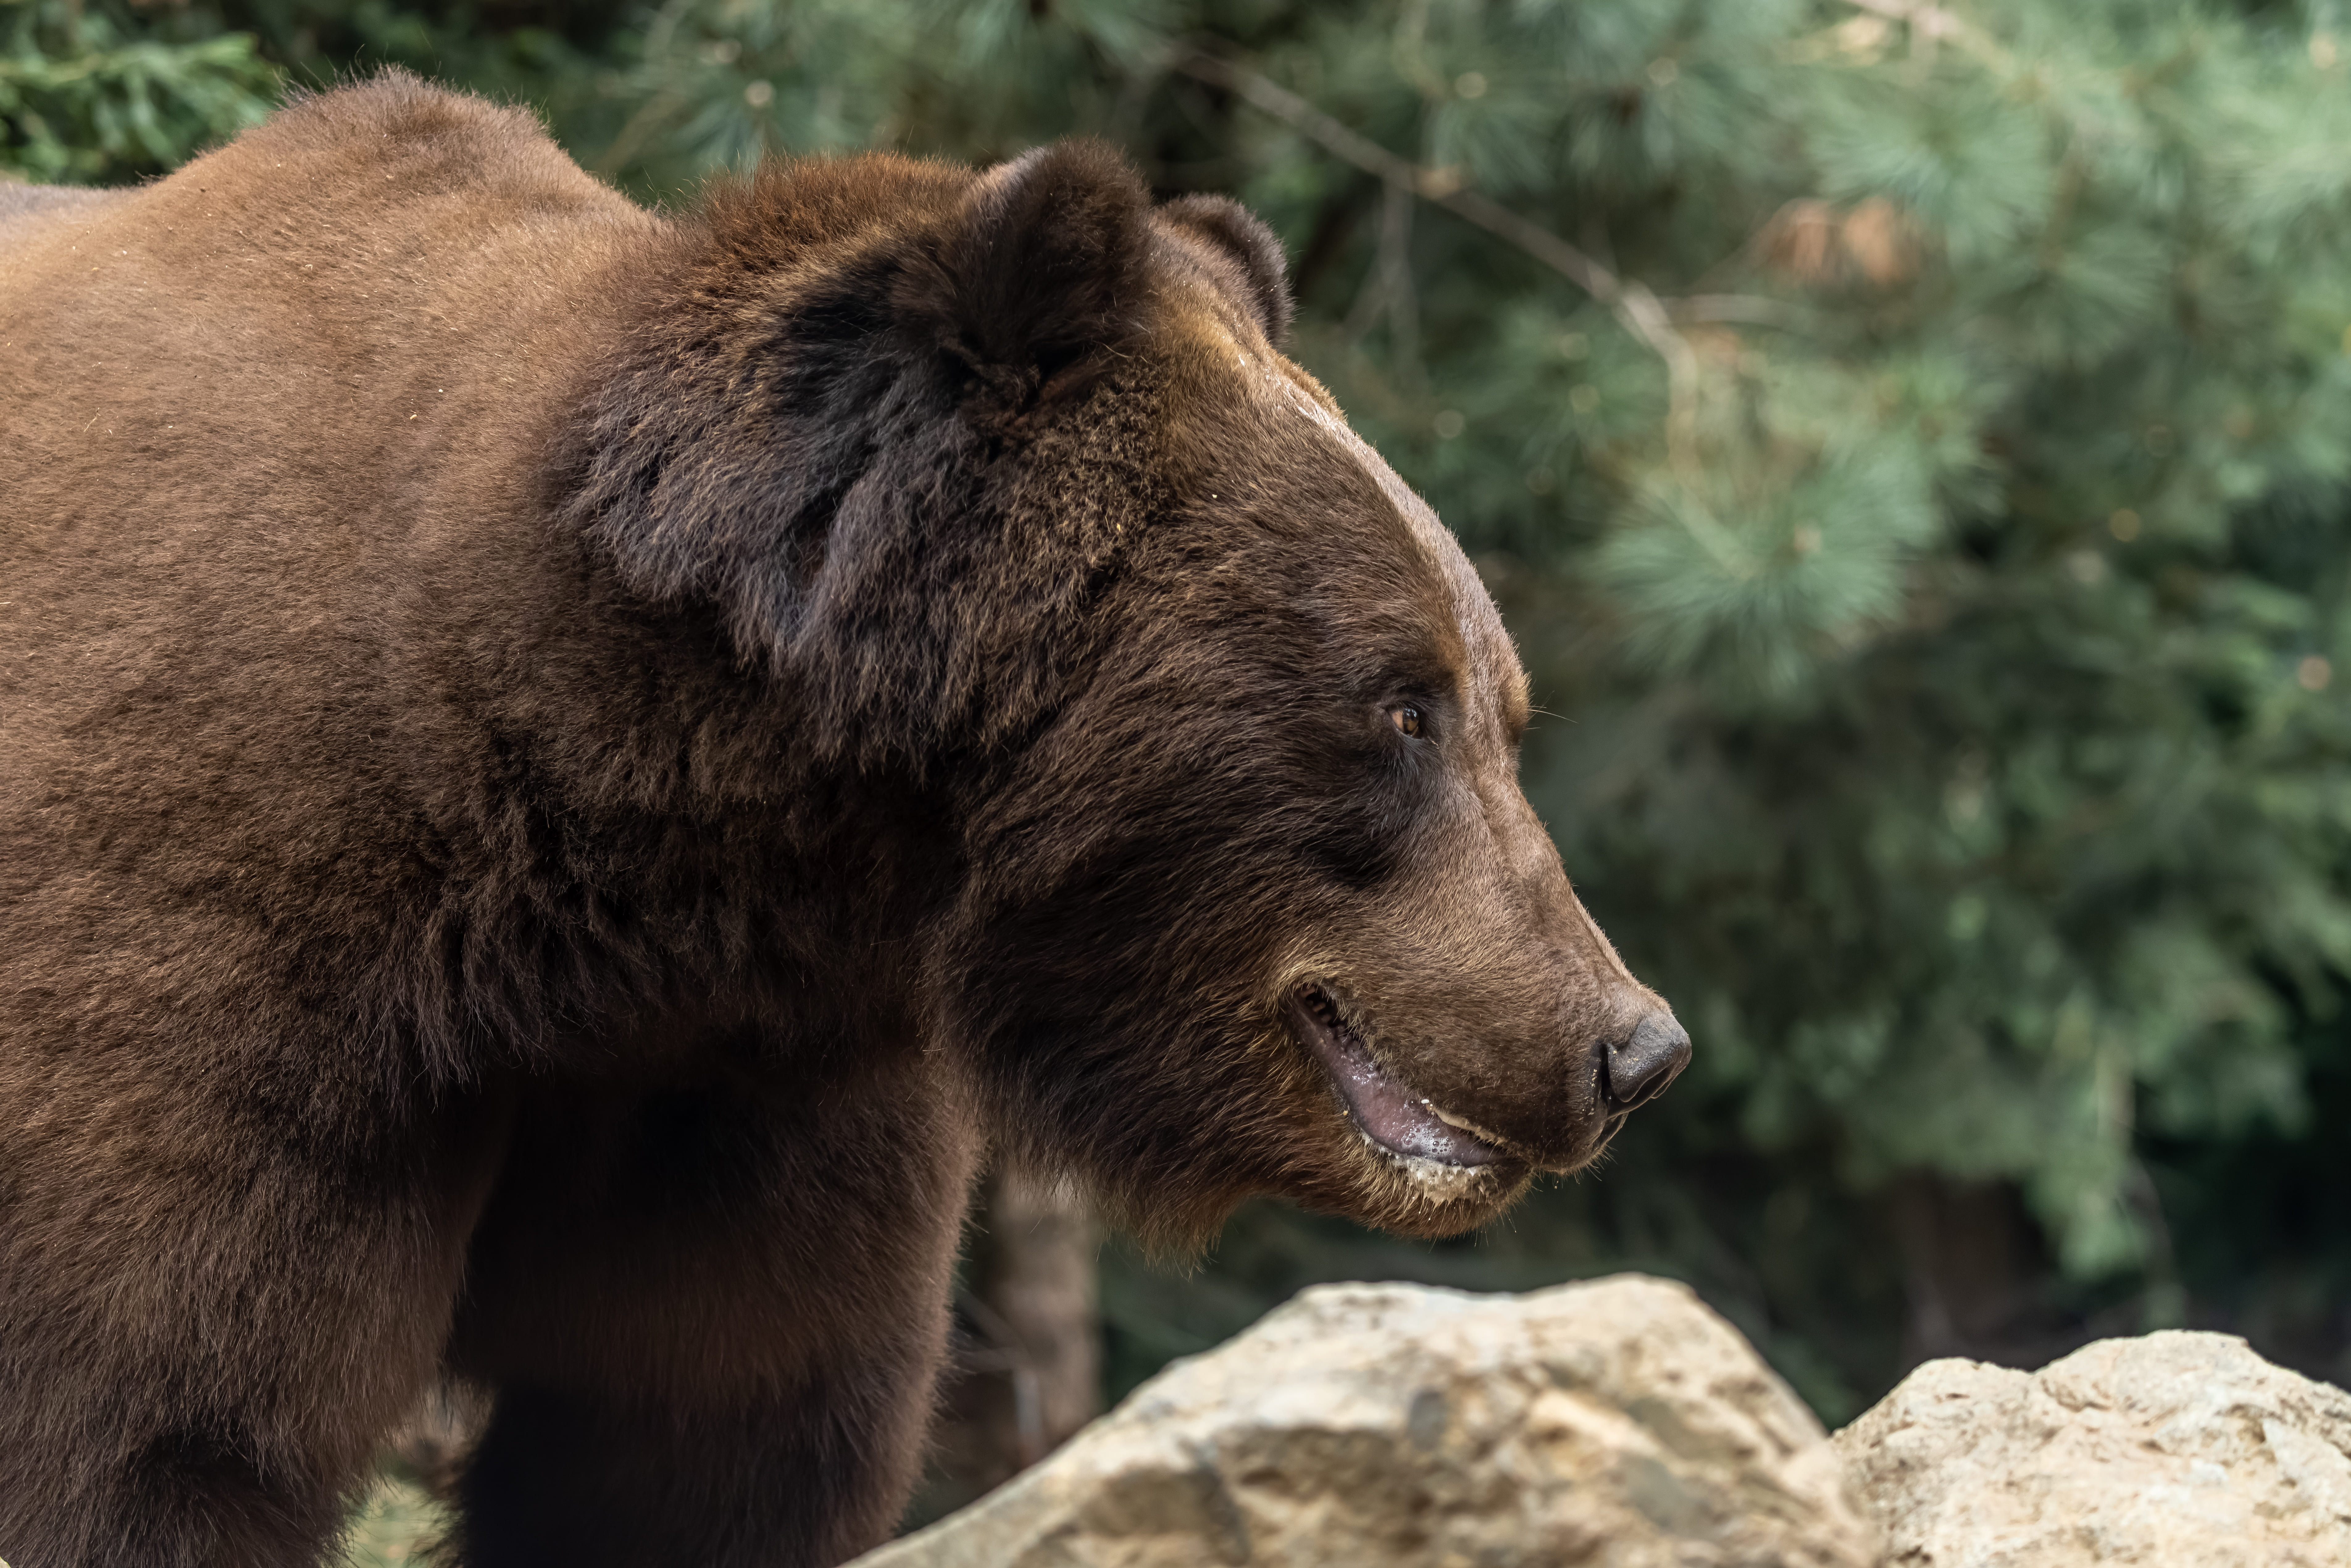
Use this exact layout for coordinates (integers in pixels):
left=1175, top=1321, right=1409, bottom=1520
left=1600, top=1009, right=1693, bottom=1113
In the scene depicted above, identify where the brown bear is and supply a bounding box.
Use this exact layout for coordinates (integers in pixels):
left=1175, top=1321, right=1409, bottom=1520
left=0, top=73, right=1689, bottom=1568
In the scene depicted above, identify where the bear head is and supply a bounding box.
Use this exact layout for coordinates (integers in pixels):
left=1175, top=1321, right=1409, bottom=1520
left=564, top=140, right=1689, bottom=1246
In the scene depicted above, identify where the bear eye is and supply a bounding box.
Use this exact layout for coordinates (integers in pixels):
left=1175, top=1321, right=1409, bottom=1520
left=1389, top=703, right=1424, bottom=739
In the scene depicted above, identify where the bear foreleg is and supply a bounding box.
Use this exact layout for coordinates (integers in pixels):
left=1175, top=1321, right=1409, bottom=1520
left=0, top=1057, right=504, bottom=1568
left=442, top=1058, right=976, bottom=1567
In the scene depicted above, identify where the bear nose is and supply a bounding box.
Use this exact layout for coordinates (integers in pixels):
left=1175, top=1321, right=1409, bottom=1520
left=1602, top=1011, right=1691, bottom=1111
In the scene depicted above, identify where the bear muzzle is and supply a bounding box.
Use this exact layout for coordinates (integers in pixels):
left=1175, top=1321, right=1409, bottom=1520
left=1287, top=980, right=1694, bottom=1178
left=1288, top=980, right=1691, bottom=1178
left=1288, top=982, right=1508, bottom=1168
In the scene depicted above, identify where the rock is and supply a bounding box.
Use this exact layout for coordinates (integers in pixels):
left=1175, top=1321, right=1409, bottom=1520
left=1833, top=1330, right=2351, bottom=1566
left=854, top=1274, right=1880, bottom=1568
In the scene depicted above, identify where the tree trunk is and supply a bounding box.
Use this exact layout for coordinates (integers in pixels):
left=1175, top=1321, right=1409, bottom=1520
left=920, top=1165, right=1104, bottom=1516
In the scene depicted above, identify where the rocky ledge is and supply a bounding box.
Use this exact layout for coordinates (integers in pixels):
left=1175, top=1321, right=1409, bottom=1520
left=854, top=1275, right=2351, bottom=1568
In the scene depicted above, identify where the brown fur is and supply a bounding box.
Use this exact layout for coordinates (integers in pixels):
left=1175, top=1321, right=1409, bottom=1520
left=0, top=75, right=1683, bottom=1567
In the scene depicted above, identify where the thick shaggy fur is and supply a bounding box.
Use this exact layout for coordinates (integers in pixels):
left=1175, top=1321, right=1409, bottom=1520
left=0, top=77, right=1678, bottom=1567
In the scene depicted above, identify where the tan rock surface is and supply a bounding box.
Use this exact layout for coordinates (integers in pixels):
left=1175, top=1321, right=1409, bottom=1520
left=1833, top=1330, right=2351, bottom=1566
left=854, top=1274, right=1879, bottom=1568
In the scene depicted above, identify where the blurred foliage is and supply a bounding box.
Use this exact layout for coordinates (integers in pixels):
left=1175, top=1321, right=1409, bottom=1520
left=12, top=0, right=2351, bottom=1453
left=339, top=1473, right=446, bottom=1566
left=0, top=0, right=275, bottom=180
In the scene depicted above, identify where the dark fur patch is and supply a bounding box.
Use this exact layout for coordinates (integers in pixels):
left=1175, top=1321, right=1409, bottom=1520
left=903, top=139, right=1155, bottom=407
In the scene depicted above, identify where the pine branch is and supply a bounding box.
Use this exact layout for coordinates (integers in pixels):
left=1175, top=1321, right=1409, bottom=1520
left=1176, top=47, right=1772, bottom=473
left=1674, top=294, right=1816, bottom=329
left=1846, top=0, right=2013, bottom=71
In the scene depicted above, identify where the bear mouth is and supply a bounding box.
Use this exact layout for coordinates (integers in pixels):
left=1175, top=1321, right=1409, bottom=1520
left=1287, top=982, right=1506, bottom=1169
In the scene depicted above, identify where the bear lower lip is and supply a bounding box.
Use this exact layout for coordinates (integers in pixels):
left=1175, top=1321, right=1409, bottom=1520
left=1288, top=984, right=1503, bottom=1168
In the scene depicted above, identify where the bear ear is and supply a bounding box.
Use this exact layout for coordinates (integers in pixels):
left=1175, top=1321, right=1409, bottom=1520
left=1156, top=194, right=1293, bottom=347
left=904, top=139, right=1154, bottom=419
